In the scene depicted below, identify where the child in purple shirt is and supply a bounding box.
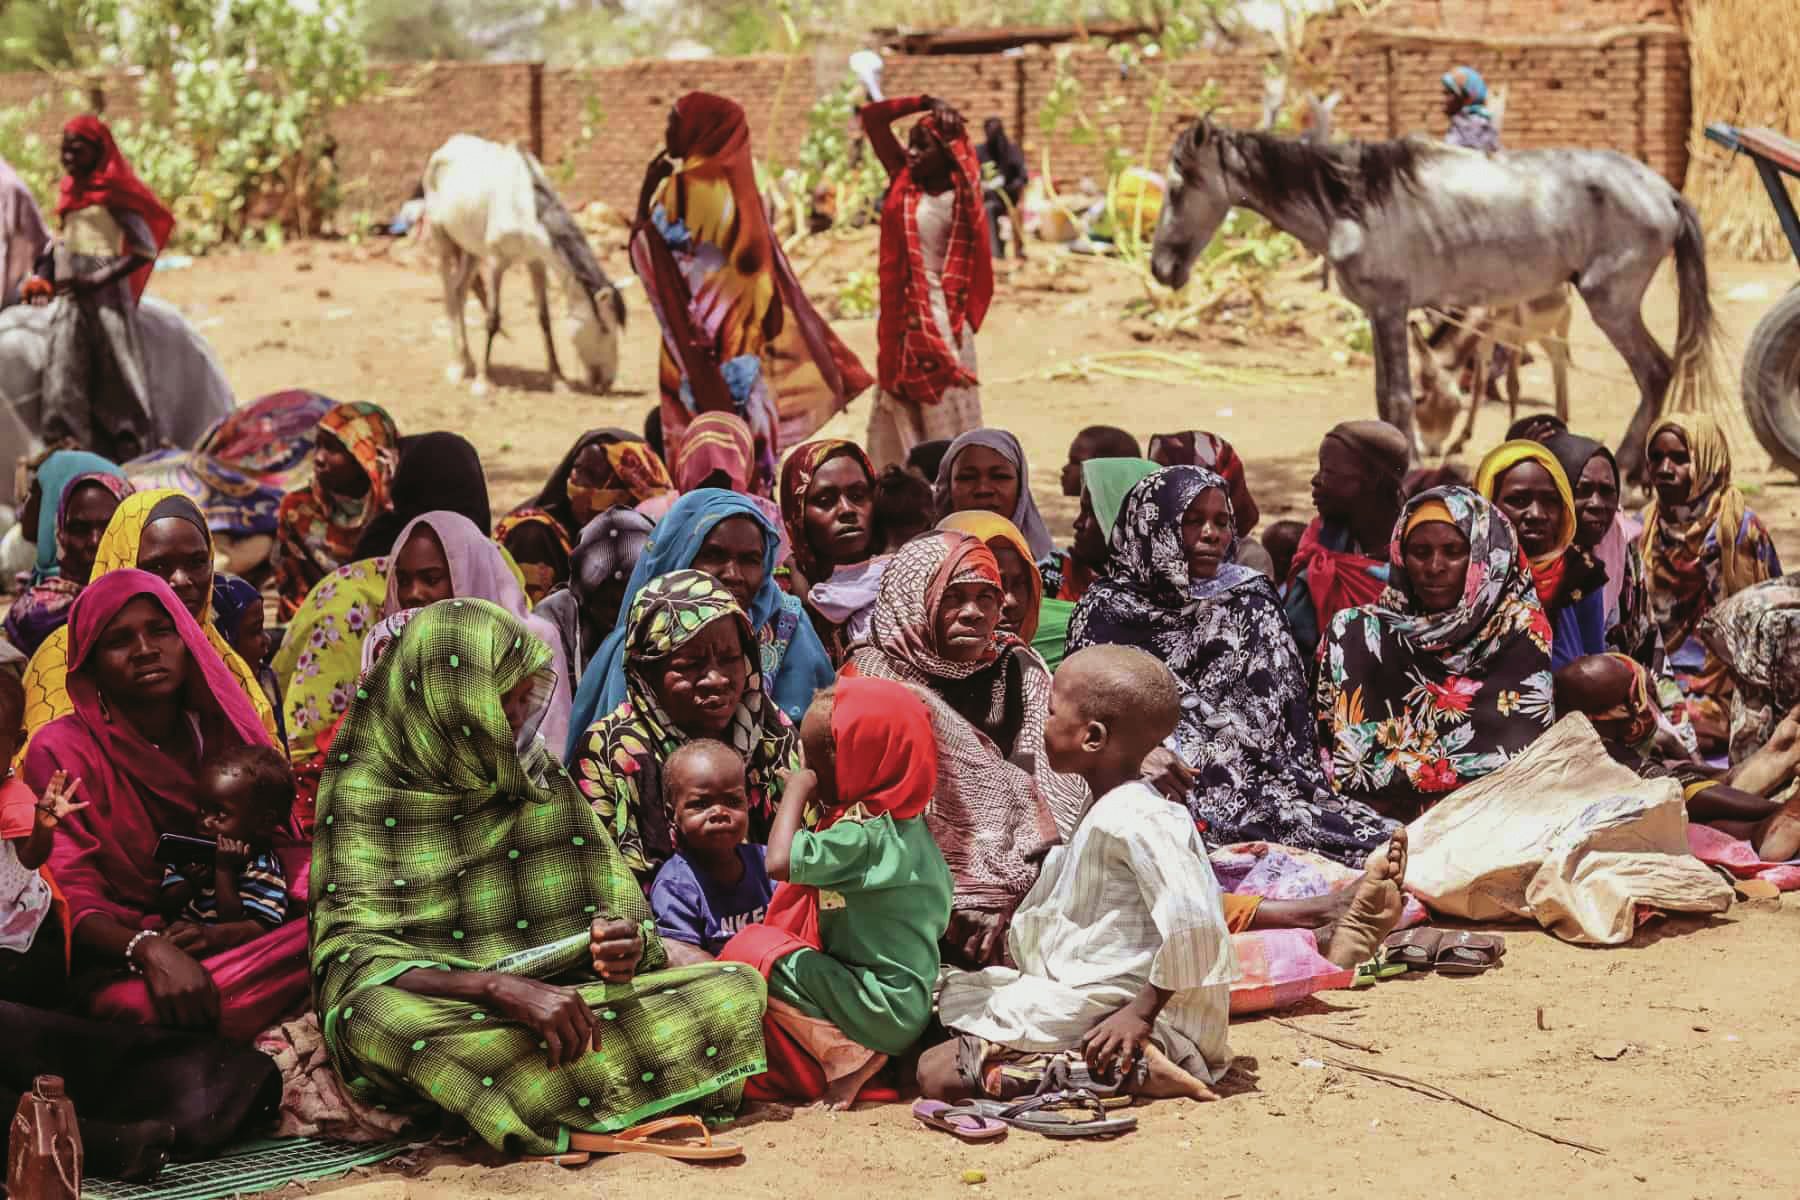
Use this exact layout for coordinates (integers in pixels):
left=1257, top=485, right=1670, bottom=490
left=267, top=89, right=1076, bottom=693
left=650, top=740, right=775, bottom=958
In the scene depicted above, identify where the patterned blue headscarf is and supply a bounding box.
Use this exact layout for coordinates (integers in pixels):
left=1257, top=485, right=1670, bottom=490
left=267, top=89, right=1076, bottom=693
left=1442, top=65, right=1490, bottom=118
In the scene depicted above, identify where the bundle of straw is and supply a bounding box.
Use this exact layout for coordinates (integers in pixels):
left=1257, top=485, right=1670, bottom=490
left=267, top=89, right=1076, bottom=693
left=1685, top=0, right=1800, bottom=261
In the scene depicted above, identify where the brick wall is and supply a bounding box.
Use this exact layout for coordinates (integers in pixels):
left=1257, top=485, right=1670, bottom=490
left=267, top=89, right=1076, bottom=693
left=0, top=18, right=1693, bottom=219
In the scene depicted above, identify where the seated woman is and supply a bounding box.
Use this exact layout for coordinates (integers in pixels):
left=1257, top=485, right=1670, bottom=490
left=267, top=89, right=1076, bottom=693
left=1038, top=456, right=1156, bottom=605
left=1474, top=440, right=1608, bottom=668
left=6, top=452, right=130, bottom=657
left=535, top=508, right=653, bottom=694
left=494, top=509, right=572, bottom=606
left=1702, top=578, right=1800, bottom=766
left=1317, top=486, right=1555, bottom=822
left=1068, top=465, right=1394, bottom=865
left=1146, top=429, right=1273, bottom=576
left=519, top=428, right=672, bottom=549
left=1543, top=434, right=1664, bottom=672
left=719, top=678, right=952, bottom=1108
left=1285, top=420, right=1408, bottom=665
left=311, top=598, right=766, bottom=1159
left=24, top=570, right=307, bottom=1040
left=574, top=570, right=799, bottom=885
left=1640, top=415, right=1782, bottom=752
left=277, top=431, right=500, bottom=766
left=780, top=440, right=886, bottom=660
left=1554, top=653, right=1800, bottom=862
left=269, top=401, right=399, bottom=620
left=933, top=429, right=1055, bottom=561
left=21, top=489, right=276, bottom=743
left=845, top=531, right=1083, bottom=967
left=568, top=489, right=833, bottom=740
left=937, top=511, right=1046, bottom=658
left=384, top=511, right=574, bottom=755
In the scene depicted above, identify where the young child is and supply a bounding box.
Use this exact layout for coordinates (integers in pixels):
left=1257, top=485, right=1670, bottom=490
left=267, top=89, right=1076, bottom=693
left=1059, top=424, right=1140, bottom=497
left=720, top=677, right=952, bottom=1108
left=1260, top=518, right=1308, bottom=590
left=161, top=744, right=293, bottom=935
left=0, top=670, right=84, bottom=1004
left=873, top=465, right=934, bottom=551
left=922, top=644, right=1238, bottom=1103
left=650, top=739, right=775, bottom=958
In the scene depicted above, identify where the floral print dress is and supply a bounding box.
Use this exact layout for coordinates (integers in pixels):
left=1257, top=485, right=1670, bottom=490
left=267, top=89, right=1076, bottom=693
left=1317, top=486, right=1555, bottom=822
left=1068, top=465, right=1394, bottom=866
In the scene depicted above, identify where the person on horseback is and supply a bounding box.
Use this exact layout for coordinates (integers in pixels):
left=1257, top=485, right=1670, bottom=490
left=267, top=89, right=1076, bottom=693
left=20, top=116, right=173, bottom=464
left=1442, top=65, right=1500, bottom=153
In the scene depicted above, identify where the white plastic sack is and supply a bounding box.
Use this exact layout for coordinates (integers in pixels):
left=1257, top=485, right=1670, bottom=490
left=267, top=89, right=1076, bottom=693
left=1406, top=714, right=1733, bottom=944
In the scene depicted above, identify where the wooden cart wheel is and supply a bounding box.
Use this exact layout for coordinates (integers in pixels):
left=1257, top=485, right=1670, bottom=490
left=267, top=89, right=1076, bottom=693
left=1742, top=283, right=1800, bottom=477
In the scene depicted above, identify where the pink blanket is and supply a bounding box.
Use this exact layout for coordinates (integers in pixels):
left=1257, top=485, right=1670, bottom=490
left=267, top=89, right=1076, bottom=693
left=1686, top=823, right=1800, bottom=891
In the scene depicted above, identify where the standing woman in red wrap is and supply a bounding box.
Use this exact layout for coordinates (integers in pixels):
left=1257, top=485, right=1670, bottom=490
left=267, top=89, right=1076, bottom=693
left=22, top=116, right=174, bottom=463
left=631, top=92, right=871, bottom=474
left=859, top=94, right=993, bottom=470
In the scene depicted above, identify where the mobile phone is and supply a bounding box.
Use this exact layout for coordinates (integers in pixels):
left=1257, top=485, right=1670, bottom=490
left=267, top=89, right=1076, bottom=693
left=153, top=833, right=217, bottom=865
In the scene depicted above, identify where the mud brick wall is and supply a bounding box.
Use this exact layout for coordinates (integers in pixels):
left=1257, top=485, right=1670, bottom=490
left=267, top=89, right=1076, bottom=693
left=1379, top=0, right=1679, bottom=33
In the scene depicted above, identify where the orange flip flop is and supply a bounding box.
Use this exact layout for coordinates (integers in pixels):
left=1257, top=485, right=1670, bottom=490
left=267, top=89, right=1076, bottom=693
left=524, top=1151, right=591, bottom=1167
left=568, top=1115, right=744, bottom=1162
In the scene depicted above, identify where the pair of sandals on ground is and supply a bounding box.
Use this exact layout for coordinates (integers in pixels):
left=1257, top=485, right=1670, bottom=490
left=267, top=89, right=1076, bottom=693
left=913, top=1051, right=1144, bottom=1142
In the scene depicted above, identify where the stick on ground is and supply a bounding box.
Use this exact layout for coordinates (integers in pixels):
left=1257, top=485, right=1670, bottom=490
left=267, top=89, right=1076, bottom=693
left=1321, top=1056, right=1607, bottom=1156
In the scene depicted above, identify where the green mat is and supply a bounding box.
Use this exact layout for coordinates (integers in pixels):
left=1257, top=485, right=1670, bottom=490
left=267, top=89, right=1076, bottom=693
left=84, top=1136, right=413, bottom=1200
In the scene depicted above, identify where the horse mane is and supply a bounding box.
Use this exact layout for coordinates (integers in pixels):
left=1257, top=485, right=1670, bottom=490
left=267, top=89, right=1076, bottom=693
left=1224, top=127, right=1432, bottom=223
left=522, top=151, right=626, bottom=324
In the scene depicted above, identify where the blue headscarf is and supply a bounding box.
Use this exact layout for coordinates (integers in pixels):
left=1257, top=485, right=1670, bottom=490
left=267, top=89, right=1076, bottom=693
left=210, top=573, right=263, bottom=644
left=564, top=488, right=834, bottom=756
left=1441, top=65, right=1490, bottom=118
left=31, top=450, right=125, bottom=581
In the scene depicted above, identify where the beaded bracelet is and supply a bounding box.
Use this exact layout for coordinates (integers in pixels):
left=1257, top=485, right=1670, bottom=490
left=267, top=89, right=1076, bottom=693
left=124, top=928, right=161, bottom=976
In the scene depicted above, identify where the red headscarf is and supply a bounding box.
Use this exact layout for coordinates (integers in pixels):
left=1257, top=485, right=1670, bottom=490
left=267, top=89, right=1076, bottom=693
left=1288, top=516, right=1391, bottom=633
left=1148, top=430, right=1260, bottom=536
left=23, top=570, right=273, bottom=931
left=56, top=115, right=175, bottom=303
left=875, top=107, right=994, bottom=407
left=676, top=410, right=760, bottom=493
left=777, top=439, right=877, bottom=581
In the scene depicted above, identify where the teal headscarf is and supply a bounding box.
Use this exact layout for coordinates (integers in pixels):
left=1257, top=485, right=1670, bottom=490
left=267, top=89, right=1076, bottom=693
left=565, top=488, right=833, bottom=755
left=1442, top=65, right=1491, bottom=118
left=1081, top=457, right=1160, bottom=544
left=31, top=450, right=126, bottom=581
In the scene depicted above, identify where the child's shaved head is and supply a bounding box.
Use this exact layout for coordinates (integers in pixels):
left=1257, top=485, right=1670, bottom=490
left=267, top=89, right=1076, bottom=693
left=1075, top=425, right=1140, bottom=459
left=665, top=738, right=745, bottom=794
left=1553, top=654, right=1635, bottom=716
left=1058, top=645, right=1180, bottom=753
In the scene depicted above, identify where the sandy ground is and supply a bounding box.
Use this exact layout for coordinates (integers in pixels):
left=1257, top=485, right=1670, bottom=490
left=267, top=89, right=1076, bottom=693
left=142, top=233, right=1800, bottom=1199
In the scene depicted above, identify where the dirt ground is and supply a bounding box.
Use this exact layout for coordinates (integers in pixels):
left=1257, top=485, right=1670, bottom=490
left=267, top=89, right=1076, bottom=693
left=144, top=233, right=1800, bottom=1200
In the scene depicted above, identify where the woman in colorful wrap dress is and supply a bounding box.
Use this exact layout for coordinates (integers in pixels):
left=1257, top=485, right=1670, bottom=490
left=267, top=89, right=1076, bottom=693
left=311, top=597, right=767, bottom=1157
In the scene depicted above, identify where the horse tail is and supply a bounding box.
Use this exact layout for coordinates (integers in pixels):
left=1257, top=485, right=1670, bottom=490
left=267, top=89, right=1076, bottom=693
left=1666, top=194, right=1724, bottom=416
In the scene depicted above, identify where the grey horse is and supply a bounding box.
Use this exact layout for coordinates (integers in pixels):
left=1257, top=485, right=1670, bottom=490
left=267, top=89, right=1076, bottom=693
left=1149, top=120, right=1716, bottom=479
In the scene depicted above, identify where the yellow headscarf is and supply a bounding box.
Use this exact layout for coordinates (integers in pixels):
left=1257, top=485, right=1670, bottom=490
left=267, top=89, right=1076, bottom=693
left=936, top=510, right=1043, bottom=643
left=21, top=489, right=278, bottom=742
left=1473, top=439, right=1577, bottom=565
left=1639, top=414, right=1755, bottom=599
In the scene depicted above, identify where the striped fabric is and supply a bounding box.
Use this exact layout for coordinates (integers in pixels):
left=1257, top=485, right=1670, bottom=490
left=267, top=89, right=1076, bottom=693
left=936, top=781, right=1239, bottom=1083
left=162, top=851, right=289, bottom=926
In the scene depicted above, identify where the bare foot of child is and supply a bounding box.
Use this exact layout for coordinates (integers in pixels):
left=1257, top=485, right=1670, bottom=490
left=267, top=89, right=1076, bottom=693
left=1754, top=794, right=1800, bottom=863
left=1321, top=828, right=1408, bottom=968
left=1133, top=1043, right=1219, bottom=1102
left=814, top=1052, right=889, bottom=1112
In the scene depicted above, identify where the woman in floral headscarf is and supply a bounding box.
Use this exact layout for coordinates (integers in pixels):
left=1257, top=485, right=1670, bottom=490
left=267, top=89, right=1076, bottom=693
left=493, top=509, right=572, bottom=606
left=270, top=401, right=400, bottom=619
left=859, top=95, right=992, bottom=469
left=572, top=570, right=799, bottom=884
left=633, top=93, right=871, bottom=472
left=1641, top=414, right=1782, bottom=748
left=1317, top=486, right=1554, bottom=822
left=1146, top=429, right=1273, bottom=576
left=522, top=429, right=672, bottom=547
left=1068, top=465, right=1393, bottom=864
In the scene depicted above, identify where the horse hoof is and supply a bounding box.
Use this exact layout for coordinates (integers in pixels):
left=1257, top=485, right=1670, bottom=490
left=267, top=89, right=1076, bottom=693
left=470, top=378, right=491, bottom=397
left=444, top=364, right=466, bottom=384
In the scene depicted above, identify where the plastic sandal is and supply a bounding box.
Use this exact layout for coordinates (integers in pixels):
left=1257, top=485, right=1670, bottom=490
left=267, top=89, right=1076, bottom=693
left=1434, top=931, right=1506, bottom=976
left=568, top=1114, right=744, bottom=1161
left=523, top=1151, right=591, bottom=1167
left=912, top=1099, right=1008, bottom=1141
left=1382, top=927, right=1445, bottom=970
left=965, top=1089, right=1138, bottom=1139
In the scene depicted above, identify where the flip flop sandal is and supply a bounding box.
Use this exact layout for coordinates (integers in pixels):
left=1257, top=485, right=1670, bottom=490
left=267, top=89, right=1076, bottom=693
left=1039, top=1054, right=1144, bottom=1107
left=1382, top=927, right=1445, bottom=971
left=966, top=1089, right=1139, bottom=1139
left=1353, top=958, right=1410, bottom=987
left=912, top=1099, right=1008, bottom=1141
left=523, top=1152, right=591, bottom=1167
left=569, top=1115, right=744, bottom=1161
left=1434, top=931, right=1506, bottom=976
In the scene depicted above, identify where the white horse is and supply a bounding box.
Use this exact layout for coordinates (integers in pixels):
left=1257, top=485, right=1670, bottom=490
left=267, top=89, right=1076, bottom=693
left=423, top=134, right=626, bottom=395
left=0, top=294, right=235, bottom=470
left=1150, top=120, right=1717, bottom=479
